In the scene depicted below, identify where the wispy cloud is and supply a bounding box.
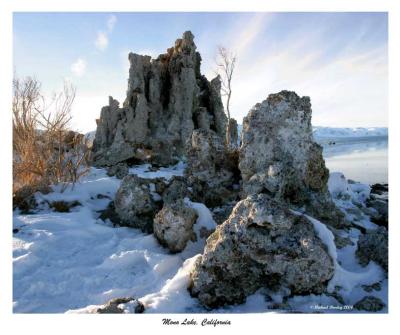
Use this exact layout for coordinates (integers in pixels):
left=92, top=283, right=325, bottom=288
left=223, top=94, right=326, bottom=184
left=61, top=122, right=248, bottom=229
left=95, top=31, right=108, bottom=51
left=235, top=14, right=271, bottom=54
left=70, top=58, right=86, bottom=77
left=95, top=15, right=117, bottom=51
left=107, top=15, right=117, bottom=32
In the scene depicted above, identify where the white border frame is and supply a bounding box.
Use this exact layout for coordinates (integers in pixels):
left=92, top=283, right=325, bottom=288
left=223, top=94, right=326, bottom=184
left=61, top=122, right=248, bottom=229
left=1, top=1, right=399, bottom=334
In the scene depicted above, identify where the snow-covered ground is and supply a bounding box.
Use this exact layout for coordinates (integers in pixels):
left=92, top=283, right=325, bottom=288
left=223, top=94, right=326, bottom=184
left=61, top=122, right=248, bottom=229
left=13, top=163, right=387, bottom=313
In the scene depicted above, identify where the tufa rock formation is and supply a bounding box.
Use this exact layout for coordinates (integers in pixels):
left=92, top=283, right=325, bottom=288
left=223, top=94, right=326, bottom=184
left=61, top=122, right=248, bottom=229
left=95, top=297, right=144, bottom=314
left=92, top=31, right=232, bottom=167
left=113, top=175, right=162, bottom=232
left=189, top=194, right=334, bottom=308
left=153, top=199, right=198, bottom=253
left=356, top=226, right=388, bottom=272
left=185, top=129, right=240, bottom=207
left=239, top=90, right=345, bottom=228
left=106, top=162, right=129, bottom=179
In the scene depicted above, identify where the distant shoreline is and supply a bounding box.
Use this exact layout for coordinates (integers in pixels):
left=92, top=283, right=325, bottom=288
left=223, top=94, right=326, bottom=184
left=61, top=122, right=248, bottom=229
left=315, top=135, right=388, bottom=146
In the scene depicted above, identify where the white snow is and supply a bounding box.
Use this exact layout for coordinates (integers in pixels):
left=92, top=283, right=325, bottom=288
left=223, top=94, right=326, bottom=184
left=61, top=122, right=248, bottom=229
left=13, top=164, right=216, bottom=313
left=128, top=161, right=186, bottom=181
left=304, top=214, right=384, bottom=296
left=13, top=164, right=387, bottom=314
left=328, top=172, right=350, bottom=197
left=327, top=172, right=377, bottom=230
left=328, top=172, right=371, bottom=204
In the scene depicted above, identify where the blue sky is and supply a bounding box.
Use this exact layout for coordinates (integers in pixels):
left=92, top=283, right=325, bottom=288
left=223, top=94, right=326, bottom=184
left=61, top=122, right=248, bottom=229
left=13, top=12, right=388, bottom=132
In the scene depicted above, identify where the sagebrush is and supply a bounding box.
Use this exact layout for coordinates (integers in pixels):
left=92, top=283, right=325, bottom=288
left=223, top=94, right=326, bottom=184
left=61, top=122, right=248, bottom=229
left=13, top=76, right=90, bottom=194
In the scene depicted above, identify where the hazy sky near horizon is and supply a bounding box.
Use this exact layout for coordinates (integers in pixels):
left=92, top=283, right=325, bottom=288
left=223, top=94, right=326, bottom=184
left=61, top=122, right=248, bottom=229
left=13, top=12, right=388, bottom=133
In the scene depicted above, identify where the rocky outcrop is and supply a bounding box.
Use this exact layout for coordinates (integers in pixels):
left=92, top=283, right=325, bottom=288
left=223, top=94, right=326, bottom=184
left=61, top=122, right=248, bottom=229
left=354, top=296, right=385, bottom=312
left=92, top=31, right=227, bottom=167
left=367, top=183, right=388, bottom=228
left=153, top=200, right=198, bottom=253
left=239, top=90, right=345, bottom=228
left=114, top=175, right=162, bottom=232
left=106, top=162, right=129, bottom=179
left=189, top=194, right=334, bottom=308
left=227, top=118, right=238, bottom=148
left=162, top=176, right=191, bottom=205
left=95, top=297, right=144, bottom=314
left=356, top=227, right=388, bottom=272
left=13, top=184, right=52, bottom=214
left=186, top=129, right=240, bottom=207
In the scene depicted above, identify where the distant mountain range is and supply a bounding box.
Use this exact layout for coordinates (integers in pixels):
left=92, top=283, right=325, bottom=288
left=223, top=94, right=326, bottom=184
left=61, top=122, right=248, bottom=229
left=312, top=126, right=388, bottom=138
left=237, top=125, right=387, bottom=140
left=86, top=126, right=388, bottom=147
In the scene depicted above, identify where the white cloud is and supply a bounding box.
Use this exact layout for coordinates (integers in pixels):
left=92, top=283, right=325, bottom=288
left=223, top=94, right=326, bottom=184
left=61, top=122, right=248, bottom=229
left=231, top=13, right=273, bottom=56
left=95, top=31, right=108, bottom=51
left=70, top=58, right=87, bottom=77
left=94, top=16, right=116, bottom=51
left=107, top=15, right=117, bottom=32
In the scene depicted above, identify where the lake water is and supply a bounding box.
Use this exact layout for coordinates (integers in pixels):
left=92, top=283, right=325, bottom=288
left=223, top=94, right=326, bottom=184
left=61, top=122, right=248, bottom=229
left=320, top=136, right=388, bottom=185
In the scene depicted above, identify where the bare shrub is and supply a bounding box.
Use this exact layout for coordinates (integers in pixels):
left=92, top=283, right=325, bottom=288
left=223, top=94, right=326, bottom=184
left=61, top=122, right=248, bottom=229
left=13, top=76, right=90, bottom=196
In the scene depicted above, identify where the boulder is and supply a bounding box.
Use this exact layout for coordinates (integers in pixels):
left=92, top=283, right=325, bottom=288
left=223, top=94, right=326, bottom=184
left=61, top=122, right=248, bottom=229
left=91, top=31, right=227, bottom=167
left=354, top=296, right=385, bottom=312
left=162, top=176, right=191, bottom=205
left=114, top=175, right=161, bottom=232
left=367, top=185, right=388, bottom=228
left=106, top=163, right=129, bottom=179
left=186, top=129, right=240, bottom=207
left=189, top=193, right=334, bottom=308
left=153, top=200, right=198, bottom=253
left=50, top=200, right=81, bottom=213
left=239, top=90, right=345, bottom=228
left=356, top=227, right=388, bottom=272
left=95, top=297, right=144, bottom=314
left=13, top=184, right=51, bottom=214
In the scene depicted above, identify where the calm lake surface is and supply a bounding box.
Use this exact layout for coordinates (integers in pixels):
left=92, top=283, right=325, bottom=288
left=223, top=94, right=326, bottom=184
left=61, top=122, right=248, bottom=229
left=320, top=136, right=388, bottom=185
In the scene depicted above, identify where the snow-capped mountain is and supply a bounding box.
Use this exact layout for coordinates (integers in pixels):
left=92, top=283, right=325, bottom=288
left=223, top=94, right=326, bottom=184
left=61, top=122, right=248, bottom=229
left=312, top=127, right=388, bottom=138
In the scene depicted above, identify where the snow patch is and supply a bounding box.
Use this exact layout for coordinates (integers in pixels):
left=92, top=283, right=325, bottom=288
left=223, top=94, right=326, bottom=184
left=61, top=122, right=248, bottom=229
left=304, top=214, right=384, bottom=296
left=128, top=161, right=186, bottom=181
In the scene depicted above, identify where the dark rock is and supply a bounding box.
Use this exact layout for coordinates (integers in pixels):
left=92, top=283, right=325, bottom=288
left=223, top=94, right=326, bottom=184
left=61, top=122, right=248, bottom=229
left=186, top=129, right=240, bottom=207
left=13, top=184, right=51, bottom=214
left=96, top=297, right=144, bottom=314
left=362, top=282, right=382, bottom=293
left=162, top=176, right=191, bottom=204
left=367, top=198, right=388, bottom=228
left=50, top=200, right=81, bottom=213
left=370, top=183, right=388, bottom=195
left=96, top=193, right=111, bottom=199
left=114, top=175, right=162, bottom=232
left=356, top=227, right=388, bottom=272
left=98, top=201, right=121, bottom=226
left=211, top=202, right=236, bottom=225
left=354, top=296, right=385, bottom=312
left=106, top=163, right=129, bottom=179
